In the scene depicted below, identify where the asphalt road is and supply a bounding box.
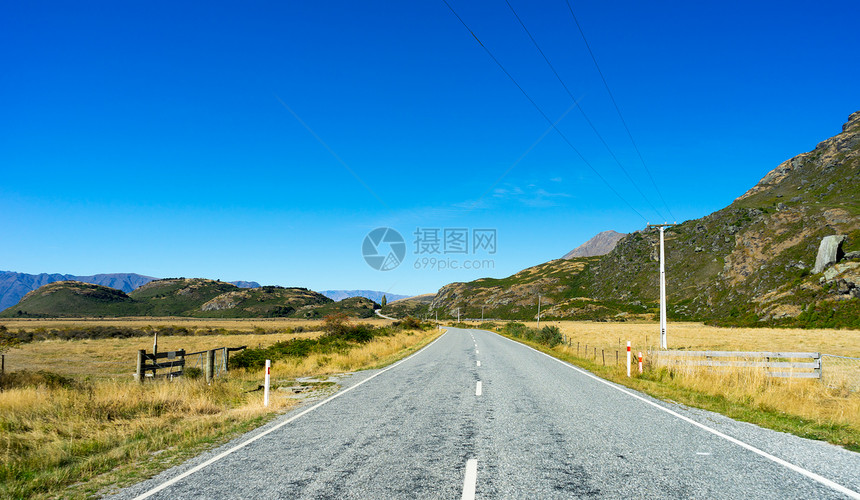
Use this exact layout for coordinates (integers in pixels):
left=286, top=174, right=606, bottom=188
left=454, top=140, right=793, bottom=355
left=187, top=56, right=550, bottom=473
left=112, top=328, right=860, bottom=499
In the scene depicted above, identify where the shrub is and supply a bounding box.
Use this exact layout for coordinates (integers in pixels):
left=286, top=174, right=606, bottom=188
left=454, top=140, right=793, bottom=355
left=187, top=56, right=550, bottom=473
left=393, top=317, right=422, bottom=330
left=184, top=366, right=203, bottom=379
left=537, top=326, right=563, bottom=347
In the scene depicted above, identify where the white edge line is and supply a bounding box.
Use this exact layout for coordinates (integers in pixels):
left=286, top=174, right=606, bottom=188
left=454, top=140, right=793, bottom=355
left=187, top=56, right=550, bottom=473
left=461, top=458, right=478, bottom=500
left=475, top=380, right=482, bottom=396
left=491, top=331, right=860, bottom=500
left=132, top=330, right=450, bottom=500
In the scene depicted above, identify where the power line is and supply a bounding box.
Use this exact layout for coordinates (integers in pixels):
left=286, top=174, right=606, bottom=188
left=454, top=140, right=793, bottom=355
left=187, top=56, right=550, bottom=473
left=504, top=0, right=666, bottom=222
left=565, top=0, right=677, bottom=222
left=441, top=0, right=648, bottom=223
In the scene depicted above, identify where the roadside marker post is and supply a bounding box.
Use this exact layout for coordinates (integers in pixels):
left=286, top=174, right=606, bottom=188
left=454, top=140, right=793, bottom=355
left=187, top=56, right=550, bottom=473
left=638, top=352, right=643, bottom=374
left=627, top=342, right=631, bottom=377
left=263, top=360, right=271, bottom=407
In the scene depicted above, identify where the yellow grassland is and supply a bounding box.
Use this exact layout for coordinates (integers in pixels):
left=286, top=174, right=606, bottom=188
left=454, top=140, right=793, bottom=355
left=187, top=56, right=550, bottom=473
left=0, top=319, right=440, bottom=499
left=472, top=320, right=860, bottom=450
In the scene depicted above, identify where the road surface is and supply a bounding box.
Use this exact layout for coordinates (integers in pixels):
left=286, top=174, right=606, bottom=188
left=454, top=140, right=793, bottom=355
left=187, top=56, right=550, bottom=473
left=112, top=328, right=860, bottom=499
left=374, top=309, right=397, bottom=321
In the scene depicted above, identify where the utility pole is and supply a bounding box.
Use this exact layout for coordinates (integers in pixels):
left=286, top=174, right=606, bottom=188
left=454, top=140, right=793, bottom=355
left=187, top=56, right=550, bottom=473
left=647, top=223, right=675, bottom=349
left=457, top=308, right=460, bottom=323
left=481, top=306, right=484, bottom=322
left=537, top=294, right=541, bottom=328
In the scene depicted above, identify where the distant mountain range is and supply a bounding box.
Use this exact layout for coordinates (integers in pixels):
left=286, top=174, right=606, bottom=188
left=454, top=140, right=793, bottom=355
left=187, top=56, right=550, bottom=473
left=0, top=271, right=259, bottom=312
left=320, top=290, right=410, bottom=303
left=563, top=230, right=626, bottom=259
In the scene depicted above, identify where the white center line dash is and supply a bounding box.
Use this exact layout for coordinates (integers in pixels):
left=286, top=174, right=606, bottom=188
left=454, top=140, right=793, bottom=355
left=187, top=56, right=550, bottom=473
left=462, top=459, right=478, bottom=500
left=475, top=381, right=482, bottom=396
left=476, top=360, right=481, bottom=367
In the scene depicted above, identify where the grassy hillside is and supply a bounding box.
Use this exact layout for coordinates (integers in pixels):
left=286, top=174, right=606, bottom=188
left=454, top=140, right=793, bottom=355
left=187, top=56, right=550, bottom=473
left=380, top=294, right=433, bottom=319
left=430, top=257, right=649, bottom=321
left=1, top=281, right=138, bottom=318
left=0, top=279, right=380, bottom=319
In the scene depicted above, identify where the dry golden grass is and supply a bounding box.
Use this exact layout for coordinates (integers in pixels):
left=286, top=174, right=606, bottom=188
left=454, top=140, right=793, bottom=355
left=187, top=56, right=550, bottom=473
left=0, top=320, right=440, bottom=499
left=0, top=317, right=392, bottom=332
left=2, top=331, right=323, bottom=379
left=494, top=320, right=860, bottom=356
left=0, top=376, right=291, bottom=499
left=267, top=328, right=442, bottom=380
left=484, top=320, right=860, bottom=450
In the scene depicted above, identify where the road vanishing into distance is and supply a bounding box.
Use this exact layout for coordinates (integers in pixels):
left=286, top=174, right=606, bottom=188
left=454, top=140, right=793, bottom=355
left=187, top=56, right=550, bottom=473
left=113, top=328, right=860, bottom=499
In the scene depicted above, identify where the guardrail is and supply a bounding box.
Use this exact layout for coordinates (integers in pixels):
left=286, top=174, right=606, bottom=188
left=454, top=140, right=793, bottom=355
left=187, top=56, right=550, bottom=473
left=656, top=350, right=821, bottom=379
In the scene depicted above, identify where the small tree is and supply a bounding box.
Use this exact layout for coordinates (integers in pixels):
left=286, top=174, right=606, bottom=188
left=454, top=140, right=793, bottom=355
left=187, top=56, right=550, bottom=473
left=0, top=325, right=20, bottom=355
left=381, top=295, right=387, bottom=307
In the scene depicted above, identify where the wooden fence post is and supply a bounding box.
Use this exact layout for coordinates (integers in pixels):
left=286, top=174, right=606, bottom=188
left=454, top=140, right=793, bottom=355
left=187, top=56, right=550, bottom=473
left=205, top=349, right=215, bottom=382
left=1, top=354, right=4, bottom=374
left=136, top=349, right=145, bottom=383
left=223, top=347, right=229, bottom=372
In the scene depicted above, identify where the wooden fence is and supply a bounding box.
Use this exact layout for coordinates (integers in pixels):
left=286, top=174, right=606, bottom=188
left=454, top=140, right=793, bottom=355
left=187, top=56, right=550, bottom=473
left=656, top=350, right=821, bottom=379
left=135, top=346, right=246, bottom=382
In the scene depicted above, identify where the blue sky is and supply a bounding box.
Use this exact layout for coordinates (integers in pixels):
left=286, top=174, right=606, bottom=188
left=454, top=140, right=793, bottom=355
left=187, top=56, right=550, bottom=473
left=1, top=0, right=858, bottom=296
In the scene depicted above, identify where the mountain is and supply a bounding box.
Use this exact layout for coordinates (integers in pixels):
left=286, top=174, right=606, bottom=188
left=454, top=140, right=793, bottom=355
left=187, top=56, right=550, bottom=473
left=1, top=278, right=379, bottom=319
left=0, top=271, right=156, bottom=311
left=320, top=290, right=410, bottom=303
left=380, top=293, right=436, bottom=318
left=563, top=230, right=627, bottom=259
left=429, top=257, right=619, bottom=321
left=229, top=281, right=261, bottom=289
left=431, top=111, right=860, bottom=328
left=0, top=271, right=262, bottom=312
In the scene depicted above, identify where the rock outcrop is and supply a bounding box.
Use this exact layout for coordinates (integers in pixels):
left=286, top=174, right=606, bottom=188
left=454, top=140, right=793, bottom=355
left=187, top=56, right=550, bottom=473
left=813, top=235, right=846, bottom=273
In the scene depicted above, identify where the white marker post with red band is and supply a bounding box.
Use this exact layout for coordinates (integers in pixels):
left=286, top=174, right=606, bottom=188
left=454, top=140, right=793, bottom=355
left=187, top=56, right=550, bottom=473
left=638, top=352, right=643, bottom=374
left=626, top=341, right=631, bottom=377
left=264, top=359, right=271, bottom=407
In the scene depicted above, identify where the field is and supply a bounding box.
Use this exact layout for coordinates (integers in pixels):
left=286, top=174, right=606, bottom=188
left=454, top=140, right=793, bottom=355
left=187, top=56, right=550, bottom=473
left=0, top=318, right=441, bottom=499
left=481, top=320, right=860, bottom=356
left=472, top=320, right=860, bottom=451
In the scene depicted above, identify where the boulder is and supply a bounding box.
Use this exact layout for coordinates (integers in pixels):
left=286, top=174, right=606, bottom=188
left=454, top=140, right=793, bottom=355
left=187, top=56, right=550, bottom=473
left=813, top=235, right=846, bottom=273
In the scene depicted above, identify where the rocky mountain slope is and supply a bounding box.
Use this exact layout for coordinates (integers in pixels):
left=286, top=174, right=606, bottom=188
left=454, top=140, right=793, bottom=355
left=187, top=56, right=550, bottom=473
left=0, top=278, right=379, bottom=319
left=431, top=111, right=860, bottom=327
left=563, top=230, right=626, bottom=258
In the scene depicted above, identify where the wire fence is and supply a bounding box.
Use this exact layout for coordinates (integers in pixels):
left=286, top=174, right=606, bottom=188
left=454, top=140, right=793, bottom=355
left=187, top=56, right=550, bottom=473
left=187, top=347, right=229, bottom=379
left=557, top=335, right=860, bottom=392
left=821, top=354, right=860, bottom=392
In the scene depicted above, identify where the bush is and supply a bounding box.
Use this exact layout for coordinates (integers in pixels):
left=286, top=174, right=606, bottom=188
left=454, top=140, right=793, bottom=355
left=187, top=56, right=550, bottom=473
left=501, top=322, right=562, bottom=347
left=184, top=366, right=203, bottom=379
left=393, top=317, right=422, bottom=330
left=537, top=326, right=563, bottom=347
left=230, top=322, right=386, bottom=370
